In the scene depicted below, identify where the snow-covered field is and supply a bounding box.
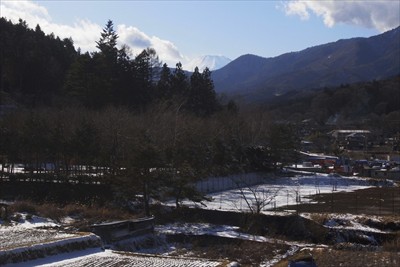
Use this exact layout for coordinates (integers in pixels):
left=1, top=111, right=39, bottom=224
left=173, top=173, right=383, bottom=213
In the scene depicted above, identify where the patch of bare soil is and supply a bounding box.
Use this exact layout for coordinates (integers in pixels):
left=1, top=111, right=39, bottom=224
left=278, top=187, right=400, bottom=216
left=313, top=249, right=400, bottom=267
left=166, top=235, right=290, bottom=267
left=281, top=247, right=400, bottom=267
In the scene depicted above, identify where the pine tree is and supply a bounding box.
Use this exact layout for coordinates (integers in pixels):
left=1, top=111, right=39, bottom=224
left=132, top=48, right=158, bottom=108
left=171, top=62, right=188, bottom=97
left=201, top=67, right=220, bottom=115
left=96, top=19, right=118, bottom=59
left=112, top=44, right=133, bottom=106
left=188, top=66, right=202, bottom=113
left=89, top=20, right=120, bottom=108
left=156, top=63, right=173, bottom=99
left=64, top=52, right=96, bottom=106
left=188, top=67, right=219, bottom=117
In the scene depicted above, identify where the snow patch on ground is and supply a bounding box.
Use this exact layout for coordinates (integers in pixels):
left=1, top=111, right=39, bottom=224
left=260, top=245, right=300, bottom=267
left=0, top=214, right=73, bottom=251
left=302, top=213, right=392, bottom=234
left=4, top=213, right=59, bottom=228
left=156, top=222, right=327, bottom=249
left=167, top=173, right=378, bottom=213
left=157, top=223, right=273, bottom=243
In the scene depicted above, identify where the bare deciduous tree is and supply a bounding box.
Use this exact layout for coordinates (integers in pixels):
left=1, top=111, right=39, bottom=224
left=237, top=184, right=280, bottom=214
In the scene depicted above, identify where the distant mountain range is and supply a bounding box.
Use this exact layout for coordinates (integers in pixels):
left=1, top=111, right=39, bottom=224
left=185, top=55, right=231, bottom=72
left=212, top=26, right=400, bottom=102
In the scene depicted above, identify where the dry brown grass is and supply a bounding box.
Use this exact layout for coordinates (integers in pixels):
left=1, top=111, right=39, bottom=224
left=36, top=203, right=65, bottom=222
left=275, top=247, right=400, bottom=267
left=312, top=248, right=400, bottom=267
left=169, top=235, right=290, bottom=267
left=9, top=201, right=37, bottom=214
left=382, top=233, right=400, bottom=252
left=278, top=187, right=400, bottom=216
left=79, top=205, right=131, bottom=222
left=309, top=213, right=330, bottom=224
left=9, top=200, right=133, bottom=225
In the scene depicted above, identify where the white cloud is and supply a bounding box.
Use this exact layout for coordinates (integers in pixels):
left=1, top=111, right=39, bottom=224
left=1, top=0, right=101, bottom=52
left=117, top=25, right=186, bottom=66
left=0, top=0, right=186, bottom=66
left=283, top=0, right=310, bottom=20
left=1, top=0, right=51, bottom=23
left=283, top=0, right=400, bottom=32
left=150, top=36, right=187, bottom=67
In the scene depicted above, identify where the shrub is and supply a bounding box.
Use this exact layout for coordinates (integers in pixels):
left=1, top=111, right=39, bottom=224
left=8, top=200, right=133, bottom=227
left=62, top=203, right=85, bottom=217
left=309, top=213, right=329, bottom=225
left=10, top=201, right=37, bottom=214
left=1, top=206, right=8, bottom=220
left=36, top=203, right=65, bottom=222
left=81, top=206, right=130, bottom=223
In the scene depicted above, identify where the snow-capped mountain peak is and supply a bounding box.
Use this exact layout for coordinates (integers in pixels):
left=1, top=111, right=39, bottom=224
left=185, top=55, right=231, bottom=72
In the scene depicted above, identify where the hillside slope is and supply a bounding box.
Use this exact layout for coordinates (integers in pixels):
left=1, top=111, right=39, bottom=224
left=212, top=26, right=400, bottom=101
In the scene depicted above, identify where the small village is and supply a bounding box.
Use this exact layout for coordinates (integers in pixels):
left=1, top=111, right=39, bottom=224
left=290, top=126, right=400, bottom=180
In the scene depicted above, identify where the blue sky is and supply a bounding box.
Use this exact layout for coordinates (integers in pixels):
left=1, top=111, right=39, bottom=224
left=1, top=0, right=399, bottom=69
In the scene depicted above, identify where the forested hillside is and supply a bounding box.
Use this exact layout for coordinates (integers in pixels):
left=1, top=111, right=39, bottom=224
left=0, top=18, right=220, bottom=116
left=264, top=75, right=400, bottom=134
left=0, top=18, right=76, bottom=107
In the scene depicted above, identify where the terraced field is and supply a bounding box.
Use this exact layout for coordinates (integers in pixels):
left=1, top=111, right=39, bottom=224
left=38, top=251, right=224, bottom=267
left=0, top=227, right=76, bottom=250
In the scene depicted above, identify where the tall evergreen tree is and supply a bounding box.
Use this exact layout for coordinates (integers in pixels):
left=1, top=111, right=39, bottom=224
left=132, top=49, right=153, bottom=108
left=188, top=67, right=220, bottom=117
left=64, top=52, right=96, bottom=107
left=156, top=63, right=173, bottom=99
left=96, top=20, right=118, bottom=60
left=171, top=62, right=188, bottom=97
left=201, top=67, right=220, bottom=114
left=70, top=19, right=120, bottom=108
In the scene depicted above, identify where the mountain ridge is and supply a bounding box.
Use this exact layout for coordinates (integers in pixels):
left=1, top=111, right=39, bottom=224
left=212, top=26, right=400, bottom=101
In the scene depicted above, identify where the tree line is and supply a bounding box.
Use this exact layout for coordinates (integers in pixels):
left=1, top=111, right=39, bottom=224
left=0, top=18, right=222, bottom=116
left=0, top=106, right=298, bottom=213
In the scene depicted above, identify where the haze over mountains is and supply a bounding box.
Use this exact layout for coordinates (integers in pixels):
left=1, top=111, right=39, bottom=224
left=212, top=26, right=400, bottom=102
